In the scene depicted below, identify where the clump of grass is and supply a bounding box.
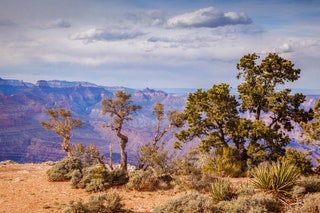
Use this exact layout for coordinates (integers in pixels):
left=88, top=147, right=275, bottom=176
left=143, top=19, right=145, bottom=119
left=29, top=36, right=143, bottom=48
left=251, top=160, right=300, bottom=202
left=209, top=178, right=234, bottom=203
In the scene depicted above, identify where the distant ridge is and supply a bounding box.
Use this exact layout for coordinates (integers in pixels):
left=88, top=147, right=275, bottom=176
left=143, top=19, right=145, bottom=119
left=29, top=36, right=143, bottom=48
left=2, top=77, right=320, bottom=95
left=35, top=80, right=99, bottom=88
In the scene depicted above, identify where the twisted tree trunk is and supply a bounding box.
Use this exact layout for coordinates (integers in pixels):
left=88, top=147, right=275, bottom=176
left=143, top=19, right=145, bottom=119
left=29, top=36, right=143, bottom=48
left=117, top=131, right=128, bottom=171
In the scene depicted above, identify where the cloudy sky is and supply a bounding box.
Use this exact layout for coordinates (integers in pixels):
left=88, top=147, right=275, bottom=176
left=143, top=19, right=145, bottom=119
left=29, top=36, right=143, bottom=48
left=0, top=0, right=319, bottom=89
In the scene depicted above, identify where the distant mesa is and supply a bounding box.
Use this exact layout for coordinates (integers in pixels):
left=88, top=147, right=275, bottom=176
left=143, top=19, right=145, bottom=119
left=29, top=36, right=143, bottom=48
left=36, top=80, right=50, bottom=87
left=0, top=77, right=30, bottom=87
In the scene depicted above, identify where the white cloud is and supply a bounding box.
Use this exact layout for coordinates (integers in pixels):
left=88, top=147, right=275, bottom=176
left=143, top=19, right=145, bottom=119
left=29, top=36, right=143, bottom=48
left=0, top=1, right=319, bottom=89
left=125, top=10, right=167, bottom=26
left=70, top=28, right=145, bottom=43
left=166, top=7, right=252, bottom=28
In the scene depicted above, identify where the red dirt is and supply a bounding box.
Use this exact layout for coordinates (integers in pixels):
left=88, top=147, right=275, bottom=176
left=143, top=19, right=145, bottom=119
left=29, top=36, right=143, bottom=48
left=0, top=163, right=180, bottom=213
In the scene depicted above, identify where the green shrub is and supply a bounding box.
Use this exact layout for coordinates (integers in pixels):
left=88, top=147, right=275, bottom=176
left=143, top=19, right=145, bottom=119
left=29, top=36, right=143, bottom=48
left=85, top=167, right=129, bottom=192
left=107, top=169, right=129, bottom=186
left=153, top=192, right=220, bottom=213
left=70, top=165, right=129, bottom=192
left=251, top=160, right=301, bottom=202
left=71, top=166, right=95, bottom=189
left=86, top=178, right=106, bottom=193
left=64, top=200, right=86, bottom=213
left=64, top=190, right=125, bottom=213
left=70, top=169, right=82, bottom=188
left=47, top=157, right=83, bottom=182
left=127, top=168, right=172, bottom=191
left=217, top=193, right=281, bottom=213
left=209, top=178, right=234, bottom=203
left=127, top=169, right=158, bottom=191
left=288, top=192, right=320, bottom=213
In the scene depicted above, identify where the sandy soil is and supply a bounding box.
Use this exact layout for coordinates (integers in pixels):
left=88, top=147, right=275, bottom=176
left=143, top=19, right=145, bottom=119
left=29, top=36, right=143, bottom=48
left=0, top=162, right=180, bottom=213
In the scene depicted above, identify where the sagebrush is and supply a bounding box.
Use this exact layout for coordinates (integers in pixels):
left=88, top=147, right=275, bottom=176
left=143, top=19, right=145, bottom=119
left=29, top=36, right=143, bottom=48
left=47, top=157, right=83, bottom=182
left=153, top=192, right=219, bottom=213
left=71, top=165, right=128, bottom=192
left=216, top=192, right=281, bottom=213
left=64, top=190, right=125, bottom=213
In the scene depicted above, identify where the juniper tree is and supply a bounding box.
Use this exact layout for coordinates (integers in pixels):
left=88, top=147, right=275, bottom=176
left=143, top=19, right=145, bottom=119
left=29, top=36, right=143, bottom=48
left=175, top=53, right=313, bottom=166
left=101, top=90, right=141, bottom=171
left=237, top=53, right=313, bottom=162
left=40, top=108, right=83, bottom=157
left=175, top=83, right=247, bottom=152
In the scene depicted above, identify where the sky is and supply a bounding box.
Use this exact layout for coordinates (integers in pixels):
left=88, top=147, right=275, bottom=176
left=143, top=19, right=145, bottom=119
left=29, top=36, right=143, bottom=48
left=0, top=0, right=320, bottom=89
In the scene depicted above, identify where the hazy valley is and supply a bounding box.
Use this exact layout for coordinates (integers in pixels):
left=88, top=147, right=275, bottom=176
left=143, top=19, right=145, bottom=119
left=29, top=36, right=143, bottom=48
left=0, top=77, right=319, bottom=165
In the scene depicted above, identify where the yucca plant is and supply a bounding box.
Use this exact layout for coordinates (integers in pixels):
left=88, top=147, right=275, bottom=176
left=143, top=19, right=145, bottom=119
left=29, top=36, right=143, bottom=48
left=251, top=160, right=301, bottom=203
left=209, top=178, right=234, bottom=203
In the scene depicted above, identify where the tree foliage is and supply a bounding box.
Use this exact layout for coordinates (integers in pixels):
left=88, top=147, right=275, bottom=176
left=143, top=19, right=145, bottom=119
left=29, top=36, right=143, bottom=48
left=301, top=99, right=320, bottom=146
left=236, top=53, right=313, bottom=162
left=101, top=90, right=141, bottom=170
left=175, top=83, right=244, bottom=151
left=175, top=53, right=313, bottom=166
left=40, top=108, right=83, bottom=157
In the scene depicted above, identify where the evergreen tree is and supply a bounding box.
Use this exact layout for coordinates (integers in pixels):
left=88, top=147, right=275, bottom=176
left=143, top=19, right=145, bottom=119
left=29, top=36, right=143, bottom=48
left=40, top=108, right=83, bottom=157
left=237, top=53, right=312, bottom=162
left=101, top=90, right=141, bottom=170
left=175, top=53, right=313, bottom=165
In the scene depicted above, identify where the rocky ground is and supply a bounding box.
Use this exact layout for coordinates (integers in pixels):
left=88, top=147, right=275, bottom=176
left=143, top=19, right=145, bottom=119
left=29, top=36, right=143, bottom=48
left=0, top=162, right=180, bottom=213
